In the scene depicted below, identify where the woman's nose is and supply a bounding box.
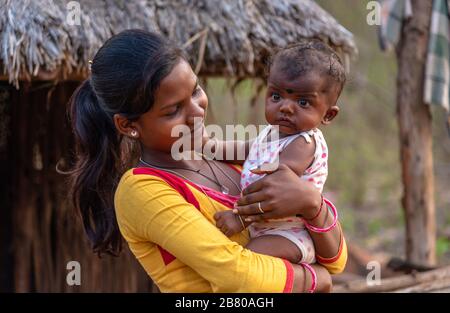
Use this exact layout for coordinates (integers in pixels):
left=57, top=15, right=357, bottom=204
left=186, top=101, right=205, bottom=126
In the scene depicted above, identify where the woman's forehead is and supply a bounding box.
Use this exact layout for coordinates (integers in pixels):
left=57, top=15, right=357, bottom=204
left=154, top=60, right=197, bottom=105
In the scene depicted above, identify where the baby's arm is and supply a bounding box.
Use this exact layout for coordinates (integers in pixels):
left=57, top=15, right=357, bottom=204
left=278, top=135, right=316, bottom=177
left=214, top=136, right=316, bottom=237
left=203, top=137, right=254, bottom=165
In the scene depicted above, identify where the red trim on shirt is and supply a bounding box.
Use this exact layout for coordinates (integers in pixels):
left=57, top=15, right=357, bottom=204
left=133, top=167, right=201, bottom=210
left=183, top=181, right=239, bottom=209
left=225, top=163, right=242, bottom=175
left=133, top=166, right=240, bottom=209
left=181, top=163, right=241, bottom=209
left=133, top=167, right=203, bottom=266
left=157, top=246, right=177, bottom=265
left=132, top=166, right=241, bottom=266
left=282, top=259, right=294, bottom=293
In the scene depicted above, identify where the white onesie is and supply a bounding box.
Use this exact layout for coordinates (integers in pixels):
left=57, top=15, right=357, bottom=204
left=241, top=125, right=329, bottom=263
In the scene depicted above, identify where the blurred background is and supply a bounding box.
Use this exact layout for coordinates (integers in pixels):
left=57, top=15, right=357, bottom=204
left=0, top=0, right=449, bottom=292
left=205, top=0, right=450, bottom=268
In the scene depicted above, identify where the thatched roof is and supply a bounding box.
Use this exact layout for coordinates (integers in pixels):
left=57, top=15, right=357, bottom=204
left=0, top=0, right=357, bottom=88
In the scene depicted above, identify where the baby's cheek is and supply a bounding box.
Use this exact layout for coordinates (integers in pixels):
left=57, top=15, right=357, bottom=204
left=295, top=114, right=314, bottom=129
left=264, top=105, right=277, bottom=123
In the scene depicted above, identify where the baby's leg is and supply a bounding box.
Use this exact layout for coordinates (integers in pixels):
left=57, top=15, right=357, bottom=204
left=246, top=235, right=303, bottom=264
left=246, top=228, right=316, bottom=264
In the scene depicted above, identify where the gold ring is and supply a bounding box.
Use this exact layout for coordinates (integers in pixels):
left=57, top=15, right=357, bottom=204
left=257, top=202, right=264, bottom=214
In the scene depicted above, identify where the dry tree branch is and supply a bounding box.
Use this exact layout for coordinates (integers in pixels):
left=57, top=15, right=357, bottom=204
left=182, top=27, right=209, bottom=75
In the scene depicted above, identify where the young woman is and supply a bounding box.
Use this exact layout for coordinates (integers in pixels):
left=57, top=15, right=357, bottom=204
left=68, top=29, right=347, bottom=293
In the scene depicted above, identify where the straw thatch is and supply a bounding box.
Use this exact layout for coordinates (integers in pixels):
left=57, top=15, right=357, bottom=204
left=0, top=0, right=357, bottom=292
left=0, top=0, right=357, bottom=88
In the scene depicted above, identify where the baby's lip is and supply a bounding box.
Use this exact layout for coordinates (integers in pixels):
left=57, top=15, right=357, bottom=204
left=275, top=117, right=295, bottom=127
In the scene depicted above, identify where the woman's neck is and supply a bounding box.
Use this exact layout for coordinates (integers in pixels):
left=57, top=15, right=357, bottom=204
left=139, top=147, right=242, bottom=196
left=140, top=148, right=203, bottom=169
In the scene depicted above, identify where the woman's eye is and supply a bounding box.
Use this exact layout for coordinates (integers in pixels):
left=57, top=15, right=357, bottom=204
left=271, top=92, right=281, bottom=102
left=166, top=105, right=180, bottom=116
left=298, top=99, right=310, bottom=107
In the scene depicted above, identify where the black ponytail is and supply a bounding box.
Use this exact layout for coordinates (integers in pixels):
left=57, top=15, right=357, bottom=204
left=66, top=29, right=186, bottom=256
left=69, top=79, right=124, bottom=256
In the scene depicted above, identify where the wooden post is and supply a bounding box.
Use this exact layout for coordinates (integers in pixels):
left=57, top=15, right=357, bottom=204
left=0, top=84, right=14, bottom=292
left=396, top=0, right=435, bottom=266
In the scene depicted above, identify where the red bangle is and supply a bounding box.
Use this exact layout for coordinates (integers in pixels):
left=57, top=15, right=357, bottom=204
left=303, top=198, right=338, bottom=233
left=304, top=195, right=324, bottom=222
left=300, top=263, right=317, bottom=293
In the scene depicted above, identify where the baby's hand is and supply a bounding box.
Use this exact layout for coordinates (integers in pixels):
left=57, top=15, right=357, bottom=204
left=214, top=210, right=245, bottom=237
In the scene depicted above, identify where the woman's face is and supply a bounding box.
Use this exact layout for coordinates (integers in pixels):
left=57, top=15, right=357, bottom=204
left=134, top=59, right=208, bottom=153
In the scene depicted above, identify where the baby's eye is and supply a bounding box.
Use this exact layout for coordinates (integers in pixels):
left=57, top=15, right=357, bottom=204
left=271, top=92, right=281, bottom=102
left=298, top=99, right=310, bottom=107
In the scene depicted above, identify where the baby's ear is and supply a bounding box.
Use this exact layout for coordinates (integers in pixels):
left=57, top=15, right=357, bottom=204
left=321, top=106, right=339, bottom=125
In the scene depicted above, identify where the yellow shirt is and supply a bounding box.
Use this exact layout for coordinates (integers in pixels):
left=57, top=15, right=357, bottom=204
left=114, top=166, right=347, bottom=293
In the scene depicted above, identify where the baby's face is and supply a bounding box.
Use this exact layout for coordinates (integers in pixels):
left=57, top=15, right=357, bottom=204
left=265, top=65, right=339, bottom=136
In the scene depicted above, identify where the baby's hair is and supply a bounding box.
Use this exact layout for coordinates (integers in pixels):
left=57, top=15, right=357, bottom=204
left=267, top=39, right=346, bottom=98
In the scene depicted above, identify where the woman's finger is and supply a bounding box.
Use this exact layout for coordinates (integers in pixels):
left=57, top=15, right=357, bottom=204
left=236, top=190, right=266, bottom=207
left=249, top=162, right=279, bottom=175
left=235, top=201, right=271, bottom=216
left=241, top=163, right=287, bottom=196
left=241, top=178, right=264, bottom=196
left=242, top=208, right=279, bottom=222
left=243, top=210, right=276, bottom=221
left=243, top=213, right=265, bottom=223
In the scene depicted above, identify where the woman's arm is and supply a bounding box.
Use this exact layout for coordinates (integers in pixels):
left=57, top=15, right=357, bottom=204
left=233, top=164, right=347, bottom=274
left=115, top=172, right=331, bottom=292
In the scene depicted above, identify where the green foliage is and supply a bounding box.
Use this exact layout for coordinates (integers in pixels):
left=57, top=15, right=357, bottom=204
left=368, top=218, right=383, bottom=236
left=339, top=207, right=356, bottom=234
left=436, top=237, right=450, bottom=258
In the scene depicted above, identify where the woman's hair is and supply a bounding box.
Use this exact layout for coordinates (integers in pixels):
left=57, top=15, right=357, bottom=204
left=267, top=39, right=346, bottom=97
left=67, top=29, right=186, bottom=256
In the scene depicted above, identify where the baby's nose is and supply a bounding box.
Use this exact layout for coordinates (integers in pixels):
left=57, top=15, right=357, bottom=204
left=279, top=101, right=295, bottom=114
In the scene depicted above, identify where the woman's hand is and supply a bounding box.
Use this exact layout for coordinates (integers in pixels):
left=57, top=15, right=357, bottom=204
left=234, top=164, right=322, bottom=223
left=235, top=163, right=346, bottom=272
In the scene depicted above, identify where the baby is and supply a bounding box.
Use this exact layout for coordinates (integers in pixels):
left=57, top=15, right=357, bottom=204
left=213, top=39, right=346, bottom=265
